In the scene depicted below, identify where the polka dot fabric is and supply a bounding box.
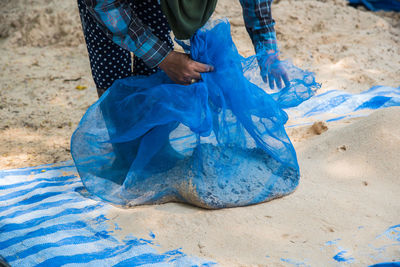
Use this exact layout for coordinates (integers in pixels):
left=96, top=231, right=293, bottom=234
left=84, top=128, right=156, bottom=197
left=77, top=0, right=174, bottom=96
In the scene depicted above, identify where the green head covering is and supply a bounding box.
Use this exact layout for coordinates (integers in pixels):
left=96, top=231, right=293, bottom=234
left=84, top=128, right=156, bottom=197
left=161, top=0, right=218, bottom=40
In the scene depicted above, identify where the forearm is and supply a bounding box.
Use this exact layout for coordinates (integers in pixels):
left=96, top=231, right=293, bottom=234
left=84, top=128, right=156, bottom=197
left=85, top=0, right=171, bottom=68
left=239, top=0, right=278, bottom=54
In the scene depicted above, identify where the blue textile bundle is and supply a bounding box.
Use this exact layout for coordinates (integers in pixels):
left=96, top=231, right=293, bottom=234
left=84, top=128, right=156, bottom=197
left=71, top=20, right=319, bottom=209
left=348, top=0, right=400, bottom=11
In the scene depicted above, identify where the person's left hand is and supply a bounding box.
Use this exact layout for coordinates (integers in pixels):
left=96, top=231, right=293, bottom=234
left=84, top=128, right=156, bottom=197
left=259, top=51, right=290, bottom=90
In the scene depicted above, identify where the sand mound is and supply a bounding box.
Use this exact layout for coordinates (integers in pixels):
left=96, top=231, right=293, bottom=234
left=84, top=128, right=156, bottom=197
left=104, top=107, right=400, bottom=266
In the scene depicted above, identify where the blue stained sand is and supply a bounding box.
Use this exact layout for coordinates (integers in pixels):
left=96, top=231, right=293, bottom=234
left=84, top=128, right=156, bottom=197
left=149, top=231, right=156, bottom=239
left=325, top=239, right=341, bottom=246
left=375, top=224, right=400, bottom=244
left=333, top=250, right=355, bottom=263
left=382, top=224, right=400, bottom=242
left=93, top=214, right=108, bottom=224
left=325, top=239, right=355, bottom=263
left=114, top=223, right=122, bottom=231
left=70, top=20, right=319, bottom=209
left=281, top=258, right=310, bottom=266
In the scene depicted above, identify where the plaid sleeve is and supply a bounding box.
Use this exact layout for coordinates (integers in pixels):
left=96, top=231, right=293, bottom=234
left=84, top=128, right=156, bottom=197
left=85, top=0, right=171, bottom=68
left=239, top=0, right=278, bottom=54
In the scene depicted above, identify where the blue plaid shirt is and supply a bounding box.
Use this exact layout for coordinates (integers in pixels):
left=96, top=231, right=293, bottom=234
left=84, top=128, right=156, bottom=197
left=84, top=0, right=278, bottom=68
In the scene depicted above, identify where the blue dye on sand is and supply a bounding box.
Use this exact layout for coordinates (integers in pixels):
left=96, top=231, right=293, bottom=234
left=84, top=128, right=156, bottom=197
left=325, top=238, right=341, bottom=246
left=281, top=258, right=310, bottom=266
left=149, top=231, right=156, bottom=239
left=333, top=250, right=355, bottom=263
left=114, top=223, right=122, bottom=231
left=378, top=224, right=400, bottom=242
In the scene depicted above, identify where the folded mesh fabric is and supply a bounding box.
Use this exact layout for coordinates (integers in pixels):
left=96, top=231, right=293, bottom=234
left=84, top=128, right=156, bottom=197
left=71, top=20, right=319, bottom=209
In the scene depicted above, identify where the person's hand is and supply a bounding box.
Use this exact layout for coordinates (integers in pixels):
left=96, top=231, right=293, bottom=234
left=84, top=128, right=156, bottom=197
left=259, top=51, right=290, bottom=90
left=159, top=51, right=214, bottom=85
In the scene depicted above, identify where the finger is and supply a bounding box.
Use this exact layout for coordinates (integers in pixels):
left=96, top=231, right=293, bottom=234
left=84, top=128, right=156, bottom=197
left=268, top=73, right=275, bottom=90
left=262, top=74, right=268, bottom=84
left=192, top=61, right=214, bottom=73
left=274, top=74, right=283, bottom=89
left=190, top=71, right=202, bottom=81
left=178, top=76, right=191, bottom=85
left=261, top=71, right=268, bottom=83
left=282, top=72, right=290, bottom=88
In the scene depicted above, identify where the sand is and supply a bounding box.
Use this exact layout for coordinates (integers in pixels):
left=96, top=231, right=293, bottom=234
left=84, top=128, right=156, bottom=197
left=0, top=0, right=399, bottom=265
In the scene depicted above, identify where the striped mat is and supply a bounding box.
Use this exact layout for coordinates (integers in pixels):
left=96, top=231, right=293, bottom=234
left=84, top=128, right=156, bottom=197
left=0, top=162, right=214, bottom=266
left=286, top=85, right=400, bottom=126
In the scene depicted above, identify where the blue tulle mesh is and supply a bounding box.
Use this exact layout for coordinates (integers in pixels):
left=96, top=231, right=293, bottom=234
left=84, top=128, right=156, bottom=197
left=71, top=20, right=320, bottom=209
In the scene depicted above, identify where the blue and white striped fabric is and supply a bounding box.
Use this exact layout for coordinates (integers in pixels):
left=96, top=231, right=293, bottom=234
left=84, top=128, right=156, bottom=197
left=0, top=162, right=214, bottom=266
left=0, top=85, right=399, bottom=266
left=286, top=85, right=400, bottom=127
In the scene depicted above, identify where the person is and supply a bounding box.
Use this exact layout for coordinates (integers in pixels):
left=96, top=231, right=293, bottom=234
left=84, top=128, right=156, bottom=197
left=77, top=0, right=289, bottom=97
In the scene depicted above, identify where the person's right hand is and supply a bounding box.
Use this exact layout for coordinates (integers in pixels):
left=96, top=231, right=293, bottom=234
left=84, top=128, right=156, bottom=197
left=158, top=51, right=214, bottom=85
left=258, top=50, right=290, bottom=90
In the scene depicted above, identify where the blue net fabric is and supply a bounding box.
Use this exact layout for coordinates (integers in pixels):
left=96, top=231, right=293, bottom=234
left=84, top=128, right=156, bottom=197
left=71, top=20, right=320, bottom=209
